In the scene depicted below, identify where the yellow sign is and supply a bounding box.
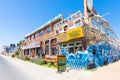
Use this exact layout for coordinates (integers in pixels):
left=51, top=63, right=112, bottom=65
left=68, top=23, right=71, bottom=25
left=57, top=26, right=84, bottom=42
left=66, top=27, right=84, bottom=40
left=57, top=33, right=68, bottom=42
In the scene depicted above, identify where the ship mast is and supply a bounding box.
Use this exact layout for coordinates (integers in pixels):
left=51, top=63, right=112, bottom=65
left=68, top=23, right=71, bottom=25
left=84, top=0, right=96, bottom=24
left=84, top=0, right=89, bottom=24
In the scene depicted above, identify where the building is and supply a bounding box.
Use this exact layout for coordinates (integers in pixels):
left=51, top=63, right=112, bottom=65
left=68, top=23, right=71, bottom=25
left=9, top=44, right=16, bottom=53
left=2, top=44, right=17, bottom=55
left=54, top=11, right=120, bottom=55
left=0, top=44, right=2, bottom=53
left=22, top=14, right=63, bottom=58
left=22, top=0, right=120, bottom=57
left=3, top=46, right=10, bottom=53
left=22, top=0, right=120, bottom=69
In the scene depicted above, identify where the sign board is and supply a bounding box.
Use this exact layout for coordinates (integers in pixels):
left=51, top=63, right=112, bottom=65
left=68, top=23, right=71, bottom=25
left=22, top=41, right=40, bottom=49
left=57, top=26, right=84, bottom=43
left=67, top=26, right=84, bottom=40
left=57, top=55, right=66, bottom=73
left=57, top=33, right=68, bottom=43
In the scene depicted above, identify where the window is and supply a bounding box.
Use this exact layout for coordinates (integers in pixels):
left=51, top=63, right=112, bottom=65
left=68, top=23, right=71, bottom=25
left=93, top=46, right=97, bottom=55
left=79, top=46, right=82, bottom=51
left=40, top=30, right=44, bottom=36
left=29, top=49, right=32, bottom=55
left=76, top=11, right=81, bottom=16
left=28, top=37, right=31, bottom=40
left=25, top=38, right=27, bottom=42
left=63, top=25, right=68, bottom=31
left=92, top=20, right=97, bottom=26
left=99, top=19, right=103, bottom=25
left=36, top=48, right=42, bottom=57
left=67, top=16, right=72, bottom=21
left=69, top=43, right=74, bottom=46
left=68, top=47, right=74, bottom=54
left=74, top=42, right=83, bottom=52
left=45, top=46, right=49, bottom=55
left=51, top=48, right=57, bottom=55
left=29, top=36, right=31, bottom=40
left=75, top=42, right=82, bottom=46
left=72, top=15, right=75, bottom=19
left=35, top=33, right=39, bottom=38
left=47, top=27, right=51, bottom=33
left=74, top=19, right=82, bottom=27
left=75, top=46, right=82, bottom=52
left=51, top=26, right=54, bottom=31
left=68, top=43, right=74, bottom=54
left=32, top=35, right=35, bottom=39
left=92, top=19, right=102, bottom=30
left=57, top=22, right=61, bottom=26
left=62, top=44, right=67, bottom=47
left=55, top=30, right=59, bottom=35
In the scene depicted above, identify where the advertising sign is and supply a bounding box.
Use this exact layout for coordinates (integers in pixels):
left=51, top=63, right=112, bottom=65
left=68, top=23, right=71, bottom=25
left=57, top=33, right=68, bottom=43
left=57, top=55, right=66, bottom=73
left=67, top=26, right=84, bottom=40
left=57, top=26, right=84, bottom=43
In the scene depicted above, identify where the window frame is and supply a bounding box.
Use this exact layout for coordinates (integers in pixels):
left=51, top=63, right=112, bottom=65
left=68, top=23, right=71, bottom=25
left=40, top=30, right=44, bottom=36
left=35, top=33, right=39, bottom=38
left=47, top=26, right=51, bottom=33
left=62, top=24, right=68, bottom=32
left=73, top=18, right=83, bottom=27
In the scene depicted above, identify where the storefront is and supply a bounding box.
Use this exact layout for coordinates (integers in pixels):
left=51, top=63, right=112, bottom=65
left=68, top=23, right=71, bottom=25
left=45, top=40, right=49, bottom=55
left=22, top=41, right=41, bottom=58
left=57, top=26, right=85, bottom=54
left=43, top=38, right=58, bottom=56
left=61, top=41, right=83, bottom=54
left=51, top=39, right=57, bottom=55
left=36, top=47, right=42, bottom=57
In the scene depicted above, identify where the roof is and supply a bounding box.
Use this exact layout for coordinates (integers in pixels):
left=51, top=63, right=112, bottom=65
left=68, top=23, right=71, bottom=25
left=25, top=14, right=63, bottom=38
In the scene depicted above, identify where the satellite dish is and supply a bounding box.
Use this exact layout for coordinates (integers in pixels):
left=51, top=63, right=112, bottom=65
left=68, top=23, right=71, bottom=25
left=87, top=0, right=93, bottom=11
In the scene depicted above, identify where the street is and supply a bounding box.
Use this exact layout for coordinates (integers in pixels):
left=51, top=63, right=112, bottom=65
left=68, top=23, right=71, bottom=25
left=0, top=55, right=91, bottom=80
left=0, top=55, right=120, bottom=80
left=0, top=55, right=33, bottom=80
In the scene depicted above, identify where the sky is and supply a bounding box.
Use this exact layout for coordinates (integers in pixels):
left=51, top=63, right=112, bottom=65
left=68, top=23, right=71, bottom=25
left=0, top=0, right=120, bottom=46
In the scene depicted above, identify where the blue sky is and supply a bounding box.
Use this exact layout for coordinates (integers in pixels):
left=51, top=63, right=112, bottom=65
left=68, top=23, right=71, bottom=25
left=0, top=0, right=120, bottom=46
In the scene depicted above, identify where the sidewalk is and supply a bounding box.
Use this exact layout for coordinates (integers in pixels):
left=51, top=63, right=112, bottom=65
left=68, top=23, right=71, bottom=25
left=1, top=55, right=120, bottom=80
left=1, top=55, right=92, bottom=80
left=92, top=61, right=120, bottom=80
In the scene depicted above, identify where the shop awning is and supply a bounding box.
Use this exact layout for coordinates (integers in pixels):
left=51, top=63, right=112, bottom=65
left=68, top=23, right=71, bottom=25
left=22, top=41, right=40, bottom=49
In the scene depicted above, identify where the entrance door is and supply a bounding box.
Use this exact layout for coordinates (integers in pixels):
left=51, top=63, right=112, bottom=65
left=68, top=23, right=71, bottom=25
left=45, top=46, right=49, bottom=55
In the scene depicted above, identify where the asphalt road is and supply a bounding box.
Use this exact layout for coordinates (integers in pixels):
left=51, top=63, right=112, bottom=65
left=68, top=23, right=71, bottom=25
left=0, top=56, right=33, bottom=80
